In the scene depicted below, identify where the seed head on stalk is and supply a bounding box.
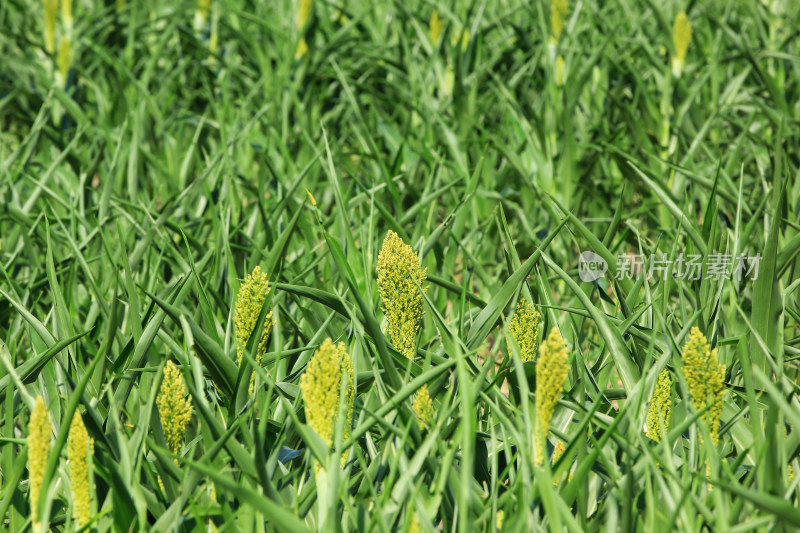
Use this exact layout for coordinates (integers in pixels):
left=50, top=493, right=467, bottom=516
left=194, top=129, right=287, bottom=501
left=28, top=396, right=52, bottom=526
left=234, top=266, right=273, bottom=392
left=681, top=327, right=725, bottom=444
left=68, top=413, right=94, bottom=527
left=672, top=11, right=692, bottom=77
left=157, top=361, right=193, bottom=459
left=300, top=339, right=355, bottom=452
left=508, top=299, right=541, bottom=363
left=377, top=231, right=427, bottom=359
left=646, top=369, right=672, bottom=442
left=535, top=327, right=570, bottom=465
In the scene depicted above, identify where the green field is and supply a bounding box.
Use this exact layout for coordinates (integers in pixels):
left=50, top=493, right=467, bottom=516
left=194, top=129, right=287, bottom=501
left=2, top=0, right=800, bottom=531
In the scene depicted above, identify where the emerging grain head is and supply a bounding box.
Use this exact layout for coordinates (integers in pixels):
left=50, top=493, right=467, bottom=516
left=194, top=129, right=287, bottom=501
left=535, top=327, right=570, bottom=465
left=157, top=361, right=193, bottom=458
left=681, top=327, right=725, bottom=444
left=377, top=231, right=428, bottom=359
left=28, top=396, right=52, bottom=526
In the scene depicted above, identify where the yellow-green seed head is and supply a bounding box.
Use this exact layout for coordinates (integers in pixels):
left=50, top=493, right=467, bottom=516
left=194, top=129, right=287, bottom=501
left=646, top=369, right=672, bottom=442
left=409, top=512, right=420, bottom=533
left=681, top=327, right=726, bottom=444
left=672, top=11, right=692, bottom=77
left=57, top=37, right=72, bottom=87
left=299, top=339, right=354, bottom=447
left=28, top=396, right=52, bottom=525
left=552, top=439, right=565, bottom=463
left=157, top=361, right=193, bottom=457
left=197, top=0, right=211, bottom=22
left=550, top=0, right=568, bottom=43
left=552, top=439, right=568, bottom=485
left=429, top=9, right=443, bottom=45
left=43, top=0, right=58, bottom=53
left=234, top=266, right=273, bottom=391
left=451, top=28, right=469, bottom=52
left=535, top=327, right=570, bottom=465
left=295, top=38, right=309, bottom=59
left=377, top=231, right=428, bottom=359
left=508, top=299, right=541, bottom=363
left=68, top=413, right=93, bottom=528
left=413, top=384, right=434, bottom=426
left=61, top=0, right=73, bottom=35
left=297, top=0, right=312, bottom=30
left=555, top=55, right=565, bottom=86
left=496, top=510, right=505, bottom=530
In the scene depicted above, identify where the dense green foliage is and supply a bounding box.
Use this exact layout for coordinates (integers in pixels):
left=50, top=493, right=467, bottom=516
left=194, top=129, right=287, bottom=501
left=2, top=0, right=800, bottom=531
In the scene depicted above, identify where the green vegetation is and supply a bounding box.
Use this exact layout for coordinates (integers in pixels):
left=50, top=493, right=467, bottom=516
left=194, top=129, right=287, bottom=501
left=2, top=0, right=800, bottom=530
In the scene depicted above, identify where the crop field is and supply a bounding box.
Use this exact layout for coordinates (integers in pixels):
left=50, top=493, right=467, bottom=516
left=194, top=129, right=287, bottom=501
left=2, top=0, right=800, bottom=531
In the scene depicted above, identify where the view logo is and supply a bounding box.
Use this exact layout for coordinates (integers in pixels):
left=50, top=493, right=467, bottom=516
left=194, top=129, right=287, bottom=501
left=578, top=251, right=608, bottom=282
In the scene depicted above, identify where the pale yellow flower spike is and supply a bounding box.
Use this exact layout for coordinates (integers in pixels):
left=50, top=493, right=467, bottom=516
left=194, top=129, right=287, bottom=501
left=299, top=339, right=354, bottom=448
left=297, top=0, right=312, bottom=31
left=295, top=38, right=309, bottom=60
left=157, top=361, right=193, bottom=458
left=646, top=369, right=672, bottom=442
left=552, top=439, right=566, bottom=463
left=430, top=9, right=443, bottom=45
left=680, top=327, right=726, bottom=444
left=28, top=396, right=52, bottom=526
left=509, top=299, right=541, bottom=363
left=413, top=384, right=434, bottom=425
left=535, top=327, right=570, bottom=465
left=57, top=38, right=72, bottom=87
left=233, top=266, right=273, bottom=392
left=555, top=55, right=565, bottom=87
left=198, top=0, right=211, bottom=22
left=294, top=0, right=312, bottom=58
left=552, top=439, right=568, bottom=485
left=377, top=231, right=428, bottom=359
left=550, top=0, right=568, bottom=43
left=68, top=413, right=93, bottom=528
left=43, top=0, right=58, bottom=54
left=409, top=512, right=420, bottom=533
left=672, top=11, right=692, bottom=77
left=61, top=0, right=73, bottom=34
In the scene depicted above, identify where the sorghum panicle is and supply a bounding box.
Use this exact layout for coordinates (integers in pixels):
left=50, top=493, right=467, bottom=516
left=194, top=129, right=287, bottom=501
left=535, top=327, right=570, bottom=465
left=233, top=266, right=273, bottom=391
left=61, top=0, right=72, bottom=32
left=68, top=413, right=93, bottom=528
left=409, top=512, right=420, bottom=533
left=672, top=11, right=692, bottom=77
left=508, top=299, right=541, bottom=363
left=646, top=369, right=672, bottom=442
left=496, top=510, right=505, bottom=530
left=681, top=327, right=726, bottom=444
left=299, top=339, right=354, bottom=447
left=550, top=0, right=568, bottom=43
left=157, top=361, right=193, bottom=457
left=412, top=384, right=434, bottom=426
left=296, top=0, right=312, bottom=30
left=376, top=230, right=428, bottom=359
left=294, top=0, right=312, bottom=58
left=43, top=0, right=58, bottom=53
left=196, top=0, right=211, bottom=25
left=28, top=396, right=52, bottom=525
left=429, top=10, right=442, bottom=45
